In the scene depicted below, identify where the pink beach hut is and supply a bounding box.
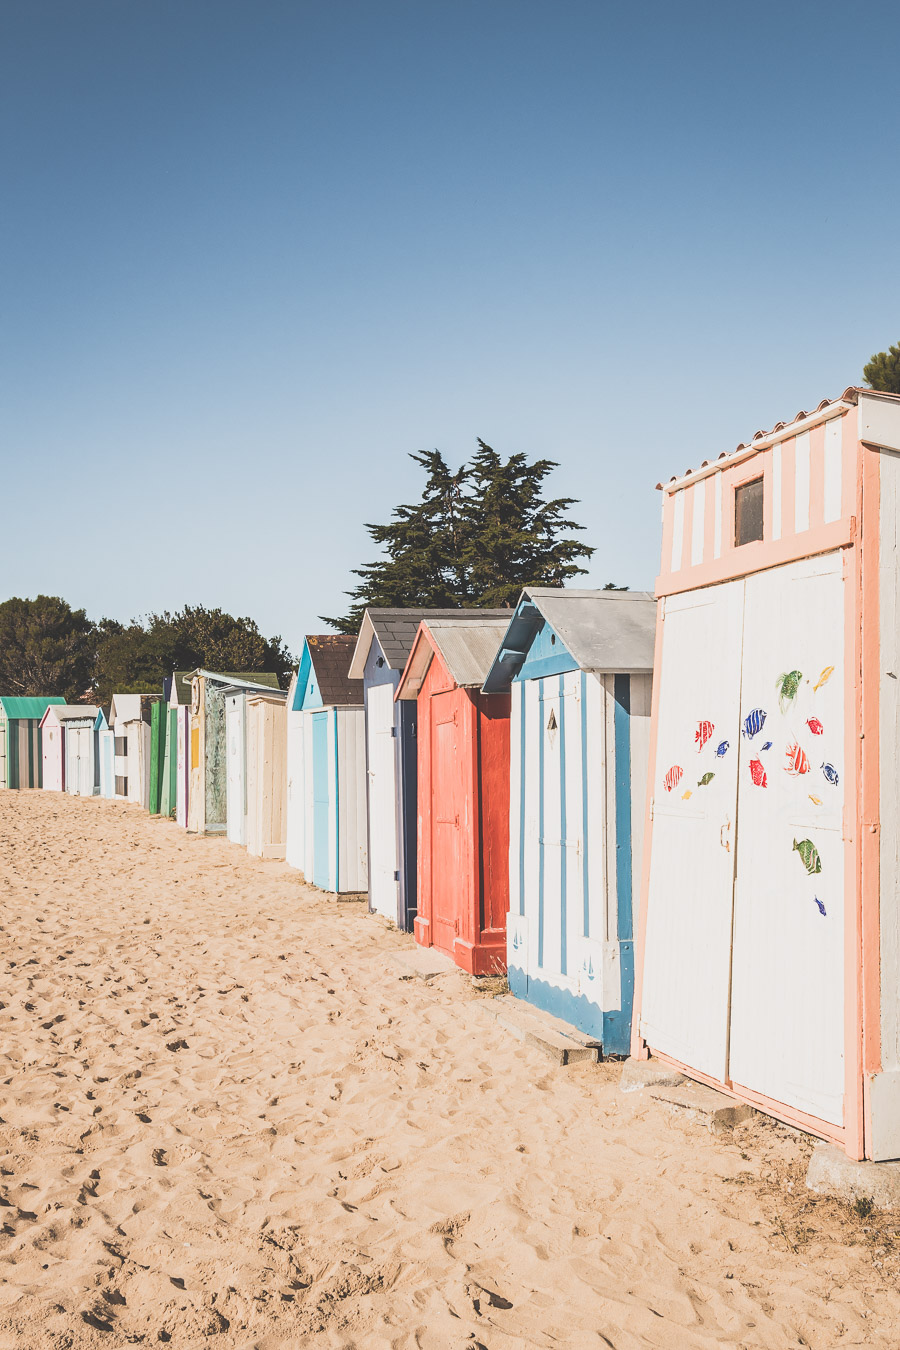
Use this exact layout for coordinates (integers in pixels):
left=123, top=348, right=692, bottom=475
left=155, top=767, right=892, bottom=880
left=40, top=704, right=69, bottom=791
left=633, top=386, right=900, bottom=1162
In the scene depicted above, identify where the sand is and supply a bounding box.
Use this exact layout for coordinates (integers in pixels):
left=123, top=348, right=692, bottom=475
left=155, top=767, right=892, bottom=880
left=1, top=793, right=899, bottom=1349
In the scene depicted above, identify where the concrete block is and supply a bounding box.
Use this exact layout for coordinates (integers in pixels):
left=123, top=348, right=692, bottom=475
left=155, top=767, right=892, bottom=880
left=807, top=1143, right=900, bottom=1210
left=480, top=995, right=600, bottom=1066
left=649, top=1081, right=754, bottom=1132
left=619, top=1058, right=687, bottom=1095
left=389, top=947, right=457, bottom=981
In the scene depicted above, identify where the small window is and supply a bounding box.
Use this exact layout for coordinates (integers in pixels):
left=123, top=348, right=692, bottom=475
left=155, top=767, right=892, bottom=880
left=115, top=736, right=128, bottom=756
left=115, top=775, right=128, bottom=796
left=735, top=477, right=764, bottom=547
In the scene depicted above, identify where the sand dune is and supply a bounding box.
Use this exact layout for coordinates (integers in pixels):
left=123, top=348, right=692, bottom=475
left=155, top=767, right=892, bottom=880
left=0, top=792, right=898, bottom=1348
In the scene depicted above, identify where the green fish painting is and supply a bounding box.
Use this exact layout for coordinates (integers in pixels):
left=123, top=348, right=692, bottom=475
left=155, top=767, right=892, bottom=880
left=776, top=669, right=803, bottom=713
left=697, top=772, right=715, bottom=787
left=793, top=837, right=822, bottom=876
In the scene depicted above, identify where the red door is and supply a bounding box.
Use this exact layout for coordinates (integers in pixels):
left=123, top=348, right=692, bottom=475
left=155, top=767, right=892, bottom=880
left=430, top=692, right=464, bottom=955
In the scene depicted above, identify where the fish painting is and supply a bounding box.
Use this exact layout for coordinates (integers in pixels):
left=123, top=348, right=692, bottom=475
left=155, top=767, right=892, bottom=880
left=749, top=758, right=767, bottom=787
left=814, top=666, right=835, bottom=692
left=814, top=897, right=827, bottom=916
left=793, top=837, right=822, bottom=875
left=809, top=794, right=823, bottom=806
left=664, top=765, right=683, bottom=793
left=715, top=740, right=730, bottom=758
left=821, top=762, right=840, bottom=787
left=697, top=772, right=715, bottom=787
left=784, top=742, right=810, bottom=776
left=806, top=717, right=824, bottom=735
left=742, top=708, right=767, bottom=740
left=761, top=741, right=773, bottom=751
left=776, top=669, right=803, bottom=712
left=695, top=720, right=715, bottom=752
left=681, top=789, right=693, bottom=800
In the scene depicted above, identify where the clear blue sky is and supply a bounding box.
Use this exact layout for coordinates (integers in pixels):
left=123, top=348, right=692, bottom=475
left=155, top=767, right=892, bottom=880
left=3, top=0, right=898, bottom=656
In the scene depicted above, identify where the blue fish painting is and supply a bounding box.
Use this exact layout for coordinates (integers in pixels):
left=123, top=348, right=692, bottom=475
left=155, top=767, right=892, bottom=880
left=742, top=708, right=767, bottom=740
left=821, top=762, right=840, bottom=786
left=761, top=741, right=772, bottom=751
left=814, top=897, right=827, bottom=916
left=715, top=740, right=730, bottom=758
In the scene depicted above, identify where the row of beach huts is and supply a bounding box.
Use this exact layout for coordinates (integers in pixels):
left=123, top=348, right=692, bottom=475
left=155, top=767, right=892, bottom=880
left=5, top=384, right=900, bottom=1167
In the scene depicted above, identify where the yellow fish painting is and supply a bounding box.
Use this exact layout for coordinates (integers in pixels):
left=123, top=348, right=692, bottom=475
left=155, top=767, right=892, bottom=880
left=814, top=666, right=834, bottom=692
left=809, top=794, right=823, bottom=806
left=681, top=789, right=693, bottom=800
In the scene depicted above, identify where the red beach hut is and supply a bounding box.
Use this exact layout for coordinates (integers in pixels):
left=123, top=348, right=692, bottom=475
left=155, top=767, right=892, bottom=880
left=396, top=613, right=512, bottom=975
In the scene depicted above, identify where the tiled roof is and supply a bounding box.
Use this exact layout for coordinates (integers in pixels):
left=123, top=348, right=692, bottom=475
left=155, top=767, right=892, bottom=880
left=656, top=386, right=900, bottom=489
left=306, top=635, right=362, bottom=706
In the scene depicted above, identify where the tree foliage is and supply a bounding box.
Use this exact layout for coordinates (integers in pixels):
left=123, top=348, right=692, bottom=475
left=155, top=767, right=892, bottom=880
left=0, top=595, right=95, bottom=700
left=324, top=441, right=595, bottom=632
left=864, top=343, right=900, bottom=394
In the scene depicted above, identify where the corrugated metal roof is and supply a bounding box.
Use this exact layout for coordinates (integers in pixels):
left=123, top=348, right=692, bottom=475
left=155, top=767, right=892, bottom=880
left=170, top=669, right=280, bottom=703
left=656, top=386, right=900, bottom=489
left=348, top=607, right=503, bottom=678
left=0, top=696, right=66, bottom=719
left=482, top=589, right=656, bottom=692
left=54, top=705, right=101, bottom=722
left=425, top=615, right=513, bottom=688
left=306, top=635, right=362, bottom=706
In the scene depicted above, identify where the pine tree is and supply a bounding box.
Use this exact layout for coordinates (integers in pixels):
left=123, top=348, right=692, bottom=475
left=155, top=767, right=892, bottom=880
left=864, top=343, right=900, bottom=394
left=324, top=442, right=594, bottom=631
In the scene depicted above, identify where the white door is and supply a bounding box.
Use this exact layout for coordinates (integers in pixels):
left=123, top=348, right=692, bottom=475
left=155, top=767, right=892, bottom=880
left=366, top=682, right=399, bottom=919
left=640, top=581, right=744, bottom=1079
left=729, top=553, right=845, bottom=1124
left=75, top=728, right=92, bottom=795
left=286, top=711, right=305, bottom=870
left=225, top=697, right=246, bottom=845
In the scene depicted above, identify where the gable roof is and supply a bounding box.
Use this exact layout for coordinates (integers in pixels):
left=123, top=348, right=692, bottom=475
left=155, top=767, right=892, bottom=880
left=169, top=669, right=281, bottom=704
left=0, top=696, right=66, bottom=720
left=396, top=612, right=512, bottom=699
left=348, top=607, right=504, bottom=679
left=482, top=589, right=657, bottom=692
left=302, top=635, right=361, bottom=707
left=54, top=705, right=101, bottom=723
left=109, top=692, right=160, bottom=725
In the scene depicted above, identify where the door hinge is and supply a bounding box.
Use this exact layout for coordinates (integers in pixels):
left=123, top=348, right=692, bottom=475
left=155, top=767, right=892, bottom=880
left=393, top=870, right=400, bottom=881
left=391, top=726, right=397, bottom=737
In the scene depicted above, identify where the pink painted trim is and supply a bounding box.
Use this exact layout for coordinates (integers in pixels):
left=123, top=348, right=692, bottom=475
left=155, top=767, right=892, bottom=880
left=656, top=518, right=854, bottom=598
left=808, top=423, right=825, bottom=530
left=629, top=596, right=668, bottom=1060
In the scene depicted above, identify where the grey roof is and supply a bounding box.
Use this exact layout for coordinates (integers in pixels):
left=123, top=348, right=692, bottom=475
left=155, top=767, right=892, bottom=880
left=482, top=588, right=657, bottom=692
left=170, top=669, right=280, bottom=704
left=396, top=612, right=512, bottom=696
left=348, top=607, right=509, bottom=678
left=54, top=705, right=101, bottom=723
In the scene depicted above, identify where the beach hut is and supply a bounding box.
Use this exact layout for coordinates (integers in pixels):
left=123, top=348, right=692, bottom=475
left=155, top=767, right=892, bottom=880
left=482, top=589, right=656, bottom=1051
left=174, top=705, right=190, bottom=827
left=158, top=704, right=178, bottom=818
left=62, top=706, right=102, bottom=796
left=347, top=608, right=492, bottom=930
left=632, top=385, right=900, bottom=1162
left=287, top=635, right=366, bottom=893
left=148, top=698, right=169, bottom=815
left=186, top=671, right=282, bottom=835
left=40, top=704, right=69, bottom=791
left=285, top=669, right=303, bottom=868
left=97, top=707, right=114, bottom=798
left=0, top=697, right=65, bottom=789
left=245, top=688, right=289, bottom=858
left=108, top=694, right=160, bottom=807
left=395, top=613, right=512, bottom=975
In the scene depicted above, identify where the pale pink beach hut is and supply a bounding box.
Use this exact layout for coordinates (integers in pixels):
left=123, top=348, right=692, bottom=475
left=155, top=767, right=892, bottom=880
left=39, top=704, right=69, bottom=791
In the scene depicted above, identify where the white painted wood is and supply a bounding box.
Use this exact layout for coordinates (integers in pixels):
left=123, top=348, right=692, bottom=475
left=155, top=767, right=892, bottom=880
left=246, top=695, right=287, bottom=859
left=859, top=392, right=900, bottom=454
left=225, top=693, right=246, bottom=846
left=337, top=706, right=368, bottom=892
left=539, top=680, right=562, bottom=980
left=366, top=683, right=399, bottom=918
left=176, top=709, right=189, bottom=827
left=713, top=474, right=723, bottom=559
left=521, top=678, right=541, bottom=983
left=794, top=431, right=811, bottom=534
left=671, top=489, right=685, bottom=571
left=66, top=726, right=93, bottom=796
left=729, top=552, right=845, bottom=1124
left=285, top=706, right=305, bottom=872
left=772, top=442, right=783, bottom=541
left=690, top=481, right=705, bottom=566
left=629, top=673, right=653, bottom=917
left=823, top=416, right=843, bottom=523
left=640, top=580, right=744, bottom=1078
left=302, top=712, right=316, bottom=883
left=880, top=450, right=900, bottom=1078
left=562, top=669, right=585, bottom=981
left=506, top=680, right=523, bottom=953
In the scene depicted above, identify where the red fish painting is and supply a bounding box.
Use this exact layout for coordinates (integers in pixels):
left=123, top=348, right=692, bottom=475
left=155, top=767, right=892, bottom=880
left=806, top=717, right=824, bottom=736
left=749, top=758, right=767, bottom=787
left=784, top=742, right=810, bottom=776
left=695, top=720, right=714, bottom=752
left=664, top=765, right=683, bottom=793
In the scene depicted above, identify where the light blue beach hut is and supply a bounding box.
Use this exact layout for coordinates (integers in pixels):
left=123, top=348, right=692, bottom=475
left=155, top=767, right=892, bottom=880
left=482, top=588, right=656, bottom=1053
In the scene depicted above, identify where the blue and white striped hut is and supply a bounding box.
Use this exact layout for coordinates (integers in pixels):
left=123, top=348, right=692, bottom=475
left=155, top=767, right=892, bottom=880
left=482, top=588, right=656, bottom=1053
